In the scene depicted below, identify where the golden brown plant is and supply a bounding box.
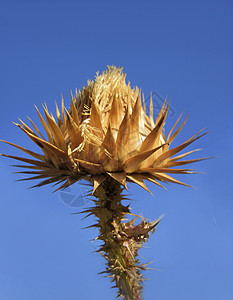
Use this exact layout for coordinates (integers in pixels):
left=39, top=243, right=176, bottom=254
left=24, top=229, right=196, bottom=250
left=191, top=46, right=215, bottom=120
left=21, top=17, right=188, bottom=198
left=1, top=66, right=208, bottom=299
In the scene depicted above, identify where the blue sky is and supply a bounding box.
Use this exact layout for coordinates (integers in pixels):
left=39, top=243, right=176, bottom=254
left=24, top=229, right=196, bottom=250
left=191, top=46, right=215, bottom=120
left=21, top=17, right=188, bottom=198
left=0, top=1, right=233, bottom=299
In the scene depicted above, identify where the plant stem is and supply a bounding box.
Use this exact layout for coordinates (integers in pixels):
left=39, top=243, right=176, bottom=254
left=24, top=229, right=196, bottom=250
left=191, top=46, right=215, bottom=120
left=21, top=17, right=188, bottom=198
left=91, top=177, right=144, bottom=299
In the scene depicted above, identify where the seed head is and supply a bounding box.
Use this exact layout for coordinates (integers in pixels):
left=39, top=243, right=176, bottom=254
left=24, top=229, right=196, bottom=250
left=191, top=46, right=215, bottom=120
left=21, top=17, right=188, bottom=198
left=1, top=66, right=208, bottom=193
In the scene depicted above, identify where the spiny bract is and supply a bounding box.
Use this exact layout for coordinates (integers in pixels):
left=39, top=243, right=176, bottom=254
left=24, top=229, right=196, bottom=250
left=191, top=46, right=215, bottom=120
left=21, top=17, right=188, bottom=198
left=1, top=66, right=207, bottom=193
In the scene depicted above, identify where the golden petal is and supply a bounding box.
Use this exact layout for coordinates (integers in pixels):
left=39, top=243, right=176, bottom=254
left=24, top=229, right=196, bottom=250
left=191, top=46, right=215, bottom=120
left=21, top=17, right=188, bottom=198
left=149, top=92, right=154, bottom=123
left=168, top=149, right=201, bottom=162
left=0, top=153, right=53, bottom=168
left=89, top=102, right=103, bottom=138
left=164, top=157, right=210, bottom=168
left=168, top=114, right=189, bottom=144
left=100, top=124, right=118, bottom=171
left=155, top=98, right=167, bottom=125
left=142, top=94, right=146, bottom=112
left=124, top=144, right=167, bottom=173
left=116, top=107, right=130, bottom=162
left=17, top=174, right=51, bottom=181
left=16, top=124, right=69, bottom=169
left=11, top=164, right=51, bottom=170
left=167, top=112, right=183, bottom=141
left=34, top=105, right=53, bottom=144
left=102, top=124, right=117, bottom=159
left=129, top=94, right=141, bottom=152
left=126, top=174, right=152, bottom=194
left=153, top=132, right=208, bottom=167
left=55, top=101, right=62, bottom=127
left=18, top=119, right=39, bottom=138
left=139, top=167, right=193, bottom=174
left=61, top=95, right=66, bottom=127
left=65, top=109, right=83, bottom=151
left=27, top=116, right=45, bottom=139
left=109, top=94, right=123, bottom=132
left=42, top=105, right=67, bottom=151
left=71, top=96, right=79, bottom=125
left=139, top=104, right=169, bottom=153
left=0, top=140, right=45, bottom=161
left=151, top=172, right=193, bottom=188
left=14, top=169, right=71, bottom=177
left=142, top=173, right=167, bottom=190
left=31, top=177, right=66, bottom=189
left=74, top=158, right=102, bottom=173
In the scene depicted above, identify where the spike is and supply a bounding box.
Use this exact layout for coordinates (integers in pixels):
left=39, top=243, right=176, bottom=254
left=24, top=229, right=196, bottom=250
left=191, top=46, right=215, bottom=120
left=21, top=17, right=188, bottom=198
left=168, top=114, right=189, bottom=144
left=89, top=102, right=103, bottom=138
left=149, top=92, right=153, bottom=122
left=126, top=174, right=152, bottom=194
left=27, top=116, right=45, bottom=139
left=0, top=140, right=45, bottom=161
left=139, top=104, right=169, bottom=153
left=71, top=96, right=79, bottom=125
left=18, top=118, right=39, bottom=138
left=124, top=144, right=167, bottom=173
left=107, top=172, right=127, bottom=188
left=55, top=101, right=62, bottom=126
left=0, top=153, right=52, bottom=168
left=42, top=104, right=67, bottom=151
left=153, top=132, right=208, bottom=167
left=92, top=174, right=107, bottom=194
left=167, top=111, right=183, bottom=141
left=164, top=157, right=210, bottom=168
left=61, top=95, right=66, bottom=127
left=151, top=172, right=193, bottom=188
left=142, top=173, right=167, bottom=189
left=34, top=105, right=53, bottom=144
left=116, top=107, right=130, bottom=162
left=65, top=108, right=83, bottom=151
left=168, top=149, right=202, bottom=162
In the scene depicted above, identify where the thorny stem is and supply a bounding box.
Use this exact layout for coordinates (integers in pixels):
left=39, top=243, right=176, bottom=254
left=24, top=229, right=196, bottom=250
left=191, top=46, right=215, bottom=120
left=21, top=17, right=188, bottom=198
left=93, top=178, right=134, bottom=299
left=87, top=177, right=159, bottom=299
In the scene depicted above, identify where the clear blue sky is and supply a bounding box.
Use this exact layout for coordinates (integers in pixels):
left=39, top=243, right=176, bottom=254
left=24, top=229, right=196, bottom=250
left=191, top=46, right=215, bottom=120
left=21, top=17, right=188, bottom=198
left=0, top=1, right=233, bottom=299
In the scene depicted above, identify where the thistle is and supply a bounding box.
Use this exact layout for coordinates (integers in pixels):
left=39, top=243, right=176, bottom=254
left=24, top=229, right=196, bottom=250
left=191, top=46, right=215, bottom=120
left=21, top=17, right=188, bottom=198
left=1, top=66, right=208, bottom=299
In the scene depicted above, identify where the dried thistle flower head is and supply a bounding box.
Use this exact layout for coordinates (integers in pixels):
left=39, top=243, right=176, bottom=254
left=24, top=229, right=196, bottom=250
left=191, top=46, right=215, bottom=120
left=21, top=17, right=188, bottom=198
left=1, top=66, right=207, bottom=193
left=1, top=66, right=209, bottom=300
